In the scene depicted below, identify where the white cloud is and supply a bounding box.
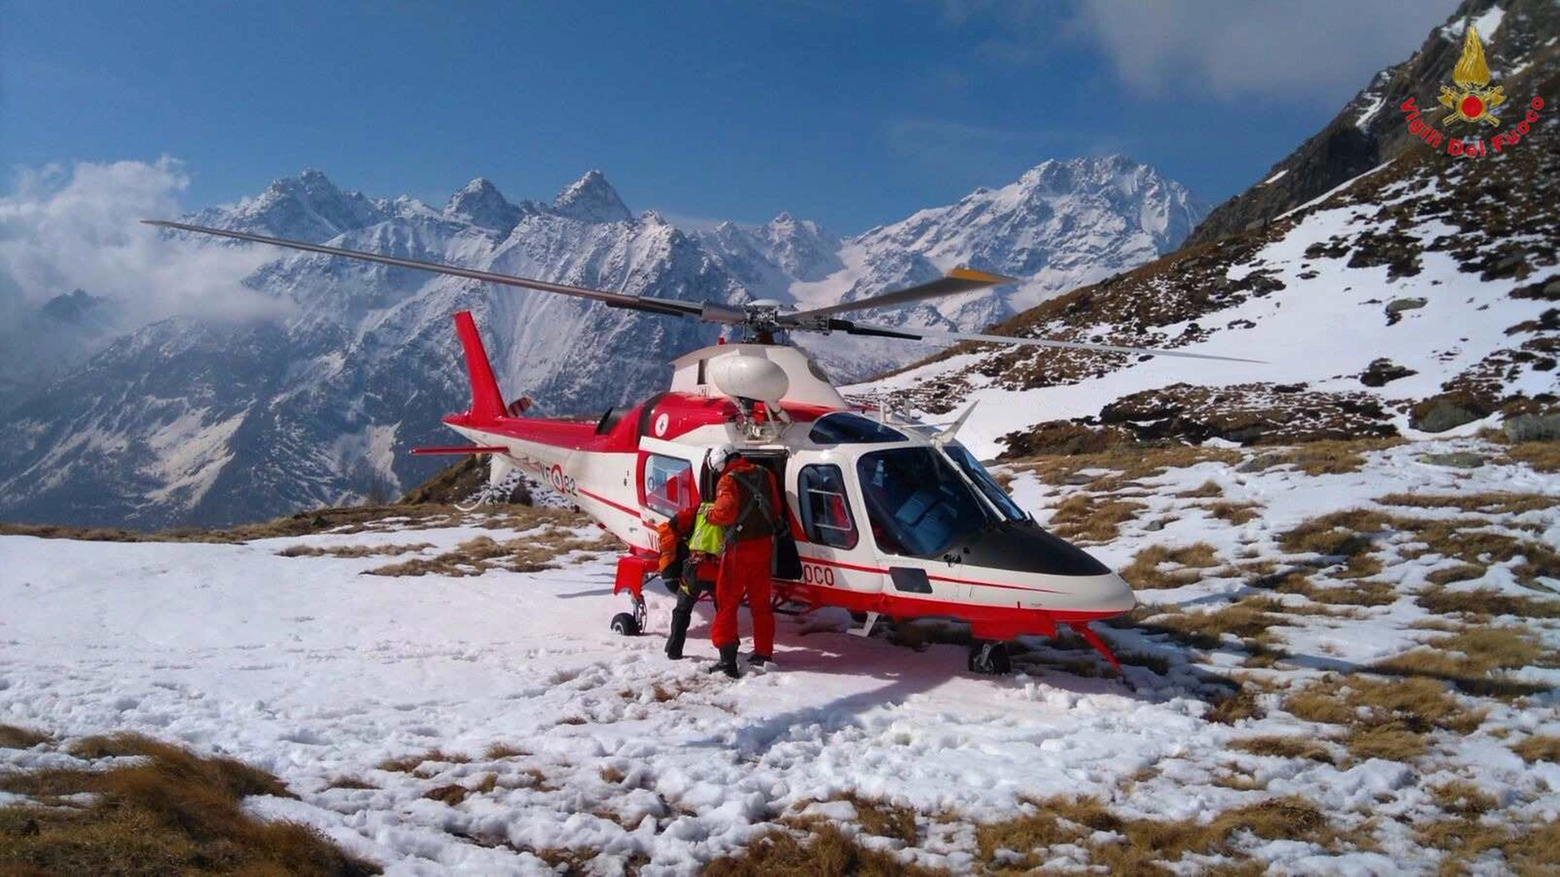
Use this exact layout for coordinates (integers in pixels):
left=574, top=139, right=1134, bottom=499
left=0, top=158, right=285, bottom=330
left=1073, top=0, right=1456, bottom=102
left=942, top=0, right=1458, bottom=104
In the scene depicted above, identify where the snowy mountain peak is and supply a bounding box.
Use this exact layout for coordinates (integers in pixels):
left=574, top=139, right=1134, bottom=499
left=552, top=170, right=632, bottom=224
left=189, top=168, right=386, bottom=242
left=445, top=177, right=523, bottom=234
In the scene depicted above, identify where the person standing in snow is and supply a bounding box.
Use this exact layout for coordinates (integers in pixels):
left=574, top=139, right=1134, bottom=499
left=702, top=444, right=782, bottom=678
left=661, top=502, right=721, bottom=661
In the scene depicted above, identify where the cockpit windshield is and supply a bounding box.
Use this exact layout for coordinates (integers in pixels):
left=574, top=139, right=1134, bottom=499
left=943, top=443, right=1027, bottom=522
left=856, top=448, right=994, bottom=558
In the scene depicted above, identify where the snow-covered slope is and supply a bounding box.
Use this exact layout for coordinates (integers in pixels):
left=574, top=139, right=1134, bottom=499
left=0, top=156, right=1198, bottom=529
left=860, top=82, right=1559, bottom=461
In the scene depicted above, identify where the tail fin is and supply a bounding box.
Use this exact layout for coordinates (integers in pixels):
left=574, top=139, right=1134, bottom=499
left=453, top=311, right=506, bottom=422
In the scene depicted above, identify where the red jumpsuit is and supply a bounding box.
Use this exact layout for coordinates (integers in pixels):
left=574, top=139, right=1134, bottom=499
left=704, top=458, right=781, bottom=655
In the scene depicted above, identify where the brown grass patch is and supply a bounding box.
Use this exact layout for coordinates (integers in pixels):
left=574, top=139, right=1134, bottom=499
left=0, top=732, right=375, bottom=876
left=1411, top=816, right=1560, bottom=872
left=1011, top=445, right=1242, bottom=488
left=1284, top=675, right=1482, bottom=763
left=1146, top=598, right=1284, bottom=650
left=1426, top=564, right=1486, bottom=586
left=1273, top=439, right=1404, bottom=476
left=973, top=794, right=1333, bottom=874
left=1177, top=480, right=1224, bottom=499
left=1279, top=509, right=1392, bottom=557
left=1045, top=494, right=1147, bottom=544
left=423, top=773, right=497, bottom=806
left=1512, top=734, right=1560, bottom=764
left=1503, top=441, right=1560, bottom=473
left=599, top=765, right=627, bottom=786
left=0, top=725, right=51, bottom=749
left=375, top=749, right=470, bottom=773
left=1122, top=543, right=1221, bottom=589
left=277, top=542, right=434, bottom=558
left=1376, top=492, right=1556, bottom=515
left=1416, top=587, right=1560, bottom=620
left=833, top=792, right=919, bottom=845
left=1205, top=685, right=1266, bottom=725
left=366, top=530, right=618, bottom=577
left=1429, top=780, right=1498, bottom=818
left=322, top=776, right=376, bottom=791
left=1372, top=625, right=1552, bottom=698
left=1205, top=502, right=1261, bottom=525
left=1260, top=571, right=1399, bottom=607
left=703, top=823, right=946, bottom=877
left=483, top=742, right=528, bottom=760
left=1229, top=735, right=1336, bottom=764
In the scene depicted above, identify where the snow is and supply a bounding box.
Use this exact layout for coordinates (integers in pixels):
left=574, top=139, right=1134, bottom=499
left=1263, top=169, right=1289, bottom=185
left=2, top=437, right=1556, bottom=873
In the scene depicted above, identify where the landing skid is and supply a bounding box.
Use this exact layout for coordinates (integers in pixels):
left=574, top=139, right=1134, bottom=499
left=967, top=641, right=1012, bottom=675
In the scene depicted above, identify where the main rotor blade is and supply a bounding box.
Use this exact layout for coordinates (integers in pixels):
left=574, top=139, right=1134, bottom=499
left=140, top=219, right=706, bottom=319
left=789, top=267, right=1019, bottom=319
left=839, top=320, right=1267, bottom=364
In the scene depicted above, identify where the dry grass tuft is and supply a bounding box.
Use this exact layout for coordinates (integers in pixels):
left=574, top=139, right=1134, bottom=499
left=0, top=732, right=376, bottom=876
left=1503, top=441, right=1560, bottom=473
left=1372, top=625, right=1551, bottom=699
left=1512, top=734, right=1560, bottom=764
left=1279, top=510, right=1392, bottom=557
left=599, top=766, right=627, bottom=786
left=703, top=823, right=946, bottom=876
left=1045, top=494, right=1147, bottom=544
left=1205, top=685, right=1266, bottom=725
left=973, top=794, right=1333, bottom=874
left=423, top=774, right=497, bottom=807
left=0, top=725, right=51, bottom=749
left=1177, top=480, right=1224, bottom=499
left=1273, top=439, right=1404, bottom=476
left=1425, top=564, right=1486, bottom=586
left=1416, top=587, right=1560, bottom=620
left=1012, top=445, right=1242, bottom=488
left=1429, top=780, right=1498, bottom=818
left=483, top=742, right=528, bottom=760
left=1146, top=597, right=1284, bottom=651
left=1284, top=675, right=1482, bottom=762
left=1229, top=735, right=1336, bottom=764
left=1122, top=543, right=1221, bottom=589
left=1259, top=571, right=1399, bottom=607
left=322, top=776, right=377, bottom=791
left=832, top=792, right=919, bottom=846
left=1376, top=492, right=1556, bottom=515
left=375, top=749, right=470, bottom=773
left=277, top=542, right=434, bottom=558
left=1205, top=501, right=1262, bottom=525
left=366, top=530, right=618, bottom=577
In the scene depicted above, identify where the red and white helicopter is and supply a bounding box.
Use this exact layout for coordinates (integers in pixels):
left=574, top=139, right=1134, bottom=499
left=147, top=219, right=1253, bottom=674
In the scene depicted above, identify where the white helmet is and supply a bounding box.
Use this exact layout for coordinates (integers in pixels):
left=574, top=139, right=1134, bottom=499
left=707, top=443, right=736, bottom=471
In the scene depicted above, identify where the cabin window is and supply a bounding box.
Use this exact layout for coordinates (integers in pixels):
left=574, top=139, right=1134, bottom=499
left=943, top=442, right=1026, bottom=522
left=798, top=464, right=858, bottom=549
left=857, top=447, right=994, bottom=558
left=808, top=412, right=906, bottom=445
left=644, top=454, right=695, bottom=517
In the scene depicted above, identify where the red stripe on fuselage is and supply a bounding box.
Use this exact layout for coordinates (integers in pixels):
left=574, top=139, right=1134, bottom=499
left=796, top=553, right=1062, bottom=594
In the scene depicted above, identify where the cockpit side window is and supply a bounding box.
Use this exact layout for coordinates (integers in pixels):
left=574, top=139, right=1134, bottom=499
left=798, top=464, right=858, bottom=549
left=856, top=448, right=994, bottom=558
left=944, top=443, right=1026, bottom=522
left=808, top=412, right=907, bottom=445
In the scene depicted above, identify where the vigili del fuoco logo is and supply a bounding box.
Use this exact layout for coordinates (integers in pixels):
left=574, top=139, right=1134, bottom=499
left=1399, top=23, right=1544, bottom=158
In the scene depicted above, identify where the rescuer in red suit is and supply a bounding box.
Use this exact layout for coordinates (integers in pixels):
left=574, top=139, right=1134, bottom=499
left=703, top=443, right=782, bottom=678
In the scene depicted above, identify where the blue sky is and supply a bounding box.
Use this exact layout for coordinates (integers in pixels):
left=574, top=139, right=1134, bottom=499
left=1, top=1, right=1455, bottom=233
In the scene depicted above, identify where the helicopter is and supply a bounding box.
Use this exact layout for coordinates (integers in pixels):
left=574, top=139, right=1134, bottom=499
left=145, top=218, right=1256, bottom=674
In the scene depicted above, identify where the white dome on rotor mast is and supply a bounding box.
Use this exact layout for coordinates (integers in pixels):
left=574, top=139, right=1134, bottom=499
left=668, top=343, right=849, bottom=410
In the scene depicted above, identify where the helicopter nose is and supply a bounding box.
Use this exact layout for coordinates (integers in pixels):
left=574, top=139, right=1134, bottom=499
left=1095, top=572, right=1137, bottom=614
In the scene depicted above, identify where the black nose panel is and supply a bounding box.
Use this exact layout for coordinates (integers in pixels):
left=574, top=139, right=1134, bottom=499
left=956, top=523, right=1110, bottom=577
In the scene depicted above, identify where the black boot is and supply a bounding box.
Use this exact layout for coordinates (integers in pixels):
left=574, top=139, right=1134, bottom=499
left=746, top=653, right=772, bottom=667
left=707, top=644, right=740, bottom=678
